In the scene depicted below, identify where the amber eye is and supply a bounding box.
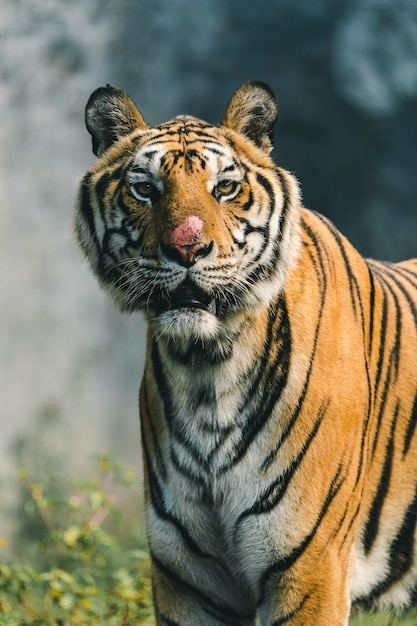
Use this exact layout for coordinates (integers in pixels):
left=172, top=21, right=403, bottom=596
left=215, top=179, right=240, bottom=198
left=131, top=180, right=157, bottom=200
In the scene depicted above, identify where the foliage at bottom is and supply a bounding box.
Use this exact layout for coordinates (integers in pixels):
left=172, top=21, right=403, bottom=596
left=0, top=453, right=153, bottom=625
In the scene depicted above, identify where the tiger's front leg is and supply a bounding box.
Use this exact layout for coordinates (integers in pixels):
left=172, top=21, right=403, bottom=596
left=151, top=557, right=257, bottom=626
left=257, top=552, right=352, bottom=626
left=150, top=539, right=352, bottom=626
left=151, top=558, right=351, bottom=626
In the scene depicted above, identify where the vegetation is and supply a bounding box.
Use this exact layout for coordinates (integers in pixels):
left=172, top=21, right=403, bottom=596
left=0, top=453, right=153, bottom=625
left=350, top=611, right=417, bottom=625
left=1, top=453, right=416, bottom=625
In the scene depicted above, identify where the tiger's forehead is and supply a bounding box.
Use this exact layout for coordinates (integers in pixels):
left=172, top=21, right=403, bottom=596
left=131, top=116, right=240, bottom=179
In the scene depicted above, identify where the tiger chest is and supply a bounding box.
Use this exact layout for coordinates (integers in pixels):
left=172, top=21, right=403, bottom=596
left=143, top=358, right=297, bottom=598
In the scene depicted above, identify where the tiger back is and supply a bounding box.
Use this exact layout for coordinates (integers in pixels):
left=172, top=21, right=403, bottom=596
left=74, top=81, right=417, bottom=625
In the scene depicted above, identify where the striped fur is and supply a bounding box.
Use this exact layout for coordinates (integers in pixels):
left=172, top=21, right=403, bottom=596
left=74, top=82, right=417, bottom=624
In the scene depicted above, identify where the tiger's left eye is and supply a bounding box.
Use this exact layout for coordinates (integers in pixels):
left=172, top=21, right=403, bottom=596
left=215, top=180, right=240, bottom=198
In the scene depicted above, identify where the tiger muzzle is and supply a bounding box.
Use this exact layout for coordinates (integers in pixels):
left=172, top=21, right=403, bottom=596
left=161, top=240, right=213, bottom=267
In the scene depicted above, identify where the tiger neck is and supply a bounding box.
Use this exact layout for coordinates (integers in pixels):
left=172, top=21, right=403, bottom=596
left=153, top=310, right=259, bottom=367
left=146, top=296, right=291, bottom=440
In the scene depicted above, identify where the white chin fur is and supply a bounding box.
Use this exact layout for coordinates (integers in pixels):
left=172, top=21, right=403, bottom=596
left=152, top=308, right=221, bottom=342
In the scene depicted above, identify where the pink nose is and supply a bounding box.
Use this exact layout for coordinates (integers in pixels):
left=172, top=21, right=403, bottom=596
left=162, top=215, right=203, bottom=247
left=161, top=216, right=212, bottom=267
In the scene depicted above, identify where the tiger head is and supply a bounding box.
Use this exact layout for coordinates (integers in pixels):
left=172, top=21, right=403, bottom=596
left=74, top=82, right=301, bottom=349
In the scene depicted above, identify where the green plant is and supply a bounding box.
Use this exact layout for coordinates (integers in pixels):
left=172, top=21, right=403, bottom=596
left=349, top=609, right=417, bottom=625
left=0, top=452, right=153, bottom=625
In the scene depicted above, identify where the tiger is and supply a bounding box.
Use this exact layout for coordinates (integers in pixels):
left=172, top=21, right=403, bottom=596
left=74, top=80, right=417, bottom=625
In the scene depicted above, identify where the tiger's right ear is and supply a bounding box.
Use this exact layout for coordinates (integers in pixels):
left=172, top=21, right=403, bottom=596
left=85, top=85, right=149, bottom=157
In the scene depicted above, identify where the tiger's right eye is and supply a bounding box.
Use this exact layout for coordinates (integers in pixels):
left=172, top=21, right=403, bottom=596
left=132, top=180, right=156, bottom=199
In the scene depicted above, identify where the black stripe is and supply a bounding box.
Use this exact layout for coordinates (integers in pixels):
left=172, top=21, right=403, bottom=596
left=270, top=590, right=313, bottom=625
left=357, top=482, right=417, bottom=606
left=371, top=357, right=396, bottom=462
left=363, top=402, right=400, bottom=555
left=392, top=263, right=417, bottom=288
left=373, top=263, right=417, bottom=463
left=234, top=169, right=273, bottom=263
left=256, top=172, right=275, bottom=206
left=387, top=483, right=417, bottom=584
left=314, top=213, right=359, bottom=317
left=151, top=552, right=256, bottom=625
left=367, top=264, right=389, bottom=401
left=379, top=262, right=417, bottom=329
left=367, top=266, right=376, bottom=360
left=261, top=219, right=327, bottom=471
left=241, top=187, right=253, bottom=212
left=151, top=342, right=214, bottom=470
left=152, top=336, right=240, bottom=479
left=257, top=462, right=345, bottom=606
left=269, top=169, right=290, bottom=257
left=369, top=268, right=403, bottom=459
left=143, top=441, right=212, bottom=560
left=245, top=169, right=289, bottom=286
left=78, top=172, right=101, bottom=254
left=140, top=381, right=167, bottom=481
left=217, top=298, right=291, bottom=472
left=93, top=171, right=112, bottom=222
left=339, top=499, right=362, bottom=550
left=146, top=346, right=224, bottom=556
left=403, top=390, right=417, bottom=458
left=168, top=445, right=210, bottom=493
left=234, top=400, right=328, bottom=541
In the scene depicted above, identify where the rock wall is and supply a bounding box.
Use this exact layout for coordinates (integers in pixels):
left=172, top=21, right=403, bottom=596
left=1, top=0, right=416, bottom=528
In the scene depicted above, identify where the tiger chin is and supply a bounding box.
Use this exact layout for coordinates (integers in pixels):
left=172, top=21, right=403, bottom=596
left=74, top=80, right=417, bottom=625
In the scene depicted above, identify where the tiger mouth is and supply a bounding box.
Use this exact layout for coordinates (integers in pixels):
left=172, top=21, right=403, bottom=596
left=157, top=283, right=218, bottom=316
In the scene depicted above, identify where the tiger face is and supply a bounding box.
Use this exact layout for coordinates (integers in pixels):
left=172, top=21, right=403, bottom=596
left=75, top=82, right=300, bottom=346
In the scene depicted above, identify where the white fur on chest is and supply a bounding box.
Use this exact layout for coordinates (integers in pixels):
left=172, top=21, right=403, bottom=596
left=146, top=347, right=297, bottom=608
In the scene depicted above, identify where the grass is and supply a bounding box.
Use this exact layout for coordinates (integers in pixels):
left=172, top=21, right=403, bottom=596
left=350, top=611, right=417, bottom=625
left=1, top=453, right=416, bottom=625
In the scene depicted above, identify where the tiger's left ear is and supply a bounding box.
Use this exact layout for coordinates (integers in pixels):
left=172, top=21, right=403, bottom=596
left=220, top=81, right=278, bottom=154
left=85, top=85, right=149, bottom=157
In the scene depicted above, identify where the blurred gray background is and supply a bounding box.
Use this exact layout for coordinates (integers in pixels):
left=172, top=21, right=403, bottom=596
left=1, top=0, right=417, bottom=531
